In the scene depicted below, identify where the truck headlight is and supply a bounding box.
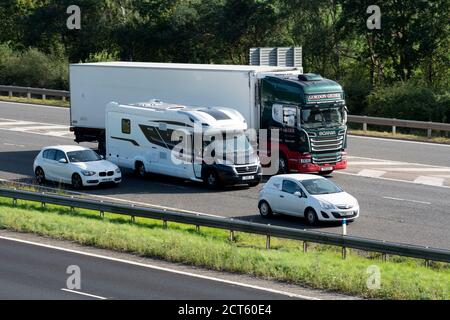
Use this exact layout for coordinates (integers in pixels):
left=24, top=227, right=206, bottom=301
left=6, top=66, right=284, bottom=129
left=81, top=170, right=96, bottom=176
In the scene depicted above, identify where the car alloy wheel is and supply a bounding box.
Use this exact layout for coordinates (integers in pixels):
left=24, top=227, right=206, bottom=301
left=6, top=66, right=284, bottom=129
left=72, top=174, right=83, bottom=190
left=306, top=209, right=318, bottom=225
left=259, top=201, right=272, bottom=218
left=35, top=168, right=45, bottom=185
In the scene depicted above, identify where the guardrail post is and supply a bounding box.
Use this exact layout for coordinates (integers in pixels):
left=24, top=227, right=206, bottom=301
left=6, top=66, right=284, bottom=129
left=62, top=96, right=66, bottom=102
left=27, top=91, right=31, bottom=99
left=229, top=230, right=235, bottom=242
left=392, top=125, right=396, bottom=135
left=266, top=235, right=271, bottom=249
left=425, top=260, right=430, bottom=268
left=42, top=94, right=46, bottom=100
left=100, top=211, right=104, bottom=218
left=303, top=241, right=308, bottom=253
left=8, top=91, right=12, bottom=98
left=12, top=198, right=17, bottom=206
left=427, top=127, right=432, bottom=138
left=363, top=117, right=368, bottom=132
left=163, top=220, right=167, bottom=229
left=382, top=253, right=387, bottom=262
left=131, top=216, right=135, bottom=222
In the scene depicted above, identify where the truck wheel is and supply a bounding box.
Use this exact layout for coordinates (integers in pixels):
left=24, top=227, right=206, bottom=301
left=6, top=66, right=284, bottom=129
left=205, top=170, right=220, bottom=189
left=71, top=173, right=83, bottom=190
left=277, top=155, right=288, bottom=175
left=135, top=162, right=146, bottom=178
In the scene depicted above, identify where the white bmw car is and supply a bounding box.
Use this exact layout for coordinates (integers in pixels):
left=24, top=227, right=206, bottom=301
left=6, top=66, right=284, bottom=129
left=258, top=174, right=359, bottom=225
left=33, top=145, right=121, bottom=189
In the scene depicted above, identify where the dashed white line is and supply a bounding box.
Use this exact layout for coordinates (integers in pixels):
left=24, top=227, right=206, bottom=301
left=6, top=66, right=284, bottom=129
left=413, top=176, right=445, bottom=187
left=357, top=169, right=386, bottom=178
left=383, top=197, right=431, bottom=205
left=61, top=288, right=107, bottom=300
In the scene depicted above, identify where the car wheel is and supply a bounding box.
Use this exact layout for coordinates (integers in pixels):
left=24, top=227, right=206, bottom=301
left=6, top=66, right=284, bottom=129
left=305, top=208, right=319, bottom=225
left=71, top=173, right=83, bottom=190
left=136, top=162, right=146, bottom=178
left=259, top=201, right=273, bottom=218
left=205, top=170, right=220, bottom=189
left=35, top=167, right=46, bottom=185
left=277, top=155, right=288, bottom=175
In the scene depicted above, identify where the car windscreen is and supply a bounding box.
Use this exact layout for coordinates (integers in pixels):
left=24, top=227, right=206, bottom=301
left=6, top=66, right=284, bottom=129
left=300, top=178, right=343, bottom=195
left=67, top=150, right=101, bottom=163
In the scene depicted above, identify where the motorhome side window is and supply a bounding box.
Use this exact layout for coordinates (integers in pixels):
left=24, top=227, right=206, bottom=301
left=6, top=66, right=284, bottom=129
left=122, top=119, right=131, bottom=134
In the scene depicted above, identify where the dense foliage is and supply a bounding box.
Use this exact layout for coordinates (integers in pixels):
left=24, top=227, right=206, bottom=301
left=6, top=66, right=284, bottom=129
left=0, top=0, right=449, bottom=120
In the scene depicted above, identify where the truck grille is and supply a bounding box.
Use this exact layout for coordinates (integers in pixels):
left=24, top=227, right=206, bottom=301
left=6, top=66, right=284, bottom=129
left=235, top=165, right=258, bottom=175
left=309, top=132, right=345, bottom=165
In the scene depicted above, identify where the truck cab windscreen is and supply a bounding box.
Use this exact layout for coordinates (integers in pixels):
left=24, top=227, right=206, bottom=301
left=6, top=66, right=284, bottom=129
left=300, top=107, right=344, bottom=129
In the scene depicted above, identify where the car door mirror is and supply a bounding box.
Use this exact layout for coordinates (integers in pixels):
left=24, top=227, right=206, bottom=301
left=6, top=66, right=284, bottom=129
left=294, top=191, right=302, bottom=198
left=58, top=158, right=68, bottom=164
left=100, top=155, right=104, bottom=160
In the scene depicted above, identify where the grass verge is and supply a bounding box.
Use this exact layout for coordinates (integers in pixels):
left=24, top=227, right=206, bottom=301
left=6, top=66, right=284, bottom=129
left=0, top=96, right=69, bottom=108
left=0, top=197, right=448, bottom=299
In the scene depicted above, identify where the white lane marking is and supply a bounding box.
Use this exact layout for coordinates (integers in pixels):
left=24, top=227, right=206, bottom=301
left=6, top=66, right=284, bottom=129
left=0, top=127, right=73, bottom=139
left=10, top=125, right=69, bottom=131
left=45, top=131, right=72, bottom=137
left=357, top=169, right=386, bottom=178
left=336, top=171, right=450, bottom=189
left=413, top=176, right=445, bottom=187
left=348, top=134, right=450, bottom=148
left=383, top=197, right=431, bottom=205
left=349, top=161, right=406, bottom=166
left=3, top=143, right=25, bottom=148
left=0, top=235, right=318, bottom=300
left=60, top=288, right=107, bottom=300
left=0, top=121, right=34, bottom=126
left=347, top=156, right=450, bottom=169
left=383, top=168, right=450, bottom=172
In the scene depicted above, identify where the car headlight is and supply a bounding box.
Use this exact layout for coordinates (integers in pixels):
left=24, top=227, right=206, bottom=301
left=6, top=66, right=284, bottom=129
left=115, top=168, right=121, bottom=174
left=319, top=200, right=335, bottom=210
left=81, top=170, right=96, bottom=176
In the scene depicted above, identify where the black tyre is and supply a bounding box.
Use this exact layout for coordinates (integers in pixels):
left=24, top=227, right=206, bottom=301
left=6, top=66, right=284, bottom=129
left=135, top=162, right=146, bottom=178
left=277, top=155, right=288, bottom=175
left=35, top=167, right=46, bottom=185
left=205, top=170, right=220, bottom=189
left=305, top=208, right=319, bottom=225
left=319, top=170, right=333, bottom=176
left=71, top=173, right=83, bottom=190
left=259, top=201, right=273, bottom=218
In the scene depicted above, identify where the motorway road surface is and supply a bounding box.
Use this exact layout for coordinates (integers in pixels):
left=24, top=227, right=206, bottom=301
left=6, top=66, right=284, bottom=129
left=0, top=101, right=449, bottom=249
left=0, top=236, right=299, bottom=300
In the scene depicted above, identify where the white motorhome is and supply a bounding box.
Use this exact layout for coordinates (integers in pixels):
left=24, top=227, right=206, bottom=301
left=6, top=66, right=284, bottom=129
left=105, top=100, right=262, bottom=187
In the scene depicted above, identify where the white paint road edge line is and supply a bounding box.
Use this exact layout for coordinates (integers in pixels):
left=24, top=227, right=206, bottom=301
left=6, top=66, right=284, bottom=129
left=0, top=235, right=319, bottom=300
left=348, top=134, right=450, bottom=148
left=382, top=197, right=431, bottom=205
left=60, top=288, right=107, bottom=300
left=335, top=171, right=450, bottom=189
left=347, top=155, right=450, bottom=169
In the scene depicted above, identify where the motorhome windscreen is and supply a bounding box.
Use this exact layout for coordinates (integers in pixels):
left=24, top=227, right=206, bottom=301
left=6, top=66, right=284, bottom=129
left=300, top=107, right=343, bottom=129
left=204, top=133, right=253, bottom=154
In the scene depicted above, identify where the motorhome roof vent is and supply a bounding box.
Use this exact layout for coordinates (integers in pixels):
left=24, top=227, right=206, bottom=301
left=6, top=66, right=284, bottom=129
left=298, top=73, right=323, bottom=81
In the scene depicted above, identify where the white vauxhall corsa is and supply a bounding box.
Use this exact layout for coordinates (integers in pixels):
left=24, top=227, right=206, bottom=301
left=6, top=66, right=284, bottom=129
left=33, top=145, right=122, bottom=189
left=258, top=174, right=359, bottom=225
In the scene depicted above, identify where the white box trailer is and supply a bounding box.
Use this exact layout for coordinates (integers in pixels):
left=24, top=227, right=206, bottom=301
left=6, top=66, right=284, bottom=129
left=69, top=62, right=299, bottom=148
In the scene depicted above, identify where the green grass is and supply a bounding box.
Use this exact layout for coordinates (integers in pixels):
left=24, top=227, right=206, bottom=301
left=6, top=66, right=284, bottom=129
left=0, top=96, right=69, bottom=108
left=0, top=197, right=448, bottom=300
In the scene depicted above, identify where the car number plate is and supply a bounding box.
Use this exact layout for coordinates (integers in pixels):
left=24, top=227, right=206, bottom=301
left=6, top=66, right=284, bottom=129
left=102, top=178, right=113, bottom=182
left=321, top=167, right=333, bottom=172
left=242, top=176, right=254, bottom=181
